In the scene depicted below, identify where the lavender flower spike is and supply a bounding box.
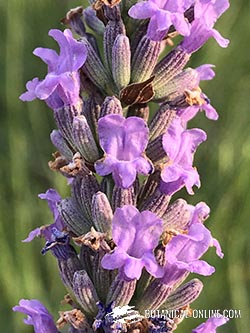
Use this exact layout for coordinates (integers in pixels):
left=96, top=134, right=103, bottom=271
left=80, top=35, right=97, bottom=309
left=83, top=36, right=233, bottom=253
left=101, top=205, right=164, bottom=280
left=129, top=0, right=193, bottom=41
left=13, top=299, right=58, bottom=333
left=160, top=117, right=207, bottom=195
left=193, top=315, right=229, bottom=333
left=95, top=114, right=154, bottom=188
left=20, top=29, right=87, bottom=107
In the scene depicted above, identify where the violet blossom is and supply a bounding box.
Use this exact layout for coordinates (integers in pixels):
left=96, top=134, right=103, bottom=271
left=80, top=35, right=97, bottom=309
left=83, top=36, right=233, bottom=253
left=23, top=188, right=65, bottom=242
left=20, top=29, right=87, bottom=108
left=129, top=0, right=194, bottom=41
left=101, top=205, right=164, bottom=280
left=161, top=223, right=222, bottom=286
left=13, top=299, right=58, bottom=333
left=181, top=0, right=230, bottom=53
left=160, top=117, right=207, bottom=195
left=95, top=114, right=153, bottom=188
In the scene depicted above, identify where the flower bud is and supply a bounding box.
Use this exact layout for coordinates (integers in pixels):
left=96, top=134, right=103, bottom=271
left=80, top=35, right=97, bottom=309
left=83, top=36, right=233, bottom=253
left=131, top=36, right=160, bottom=83
left=146, top=135, right=167, bottom=164
left=92, top=249, right=117, bottom=303
left=139, top=190, right=170, bottom=218
left=112, top=34, right=131, bottom=90
left=81, top=38, right=112, bottom=92
left=83, top=94, right=102, bottom=138
left=104, top=19, right=125, bottom=72
left=106, top=276, right=137, bottom=307
left=73, top=270, right=99, bottom=316
left=72, top=115, right=100, bottom=163
left=50, top=129, right=73, bottom=161
left=72, top=175, right=100, bottom=223
left=153, top=48, right=190, bottom=90
left=84, top=7, right=105, bottom=35
left=162, top=199, right=192, bottom=231
left=136, top=279, right=172, bottom=312
left=161, top=279, right=203, bottom=310
left=149, top=104, right=176, bottom=141
left=58, top=249, right=82, bottom=292
left=91, top=191, right=113, bottom=237
left=100, top=96, right=123, bottom=117
left=154, top=68, right=199, bottom=102
left=57, top=198, right=91, bottom=236
left=112, top=185, right=137, bottom=211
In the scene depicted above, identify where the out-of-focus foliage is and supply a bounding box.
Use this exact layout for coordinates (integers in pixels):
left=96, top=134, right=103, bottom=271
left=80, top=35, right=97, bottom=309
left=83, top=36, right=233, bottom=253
left=0, top=0, right=249, bottom=332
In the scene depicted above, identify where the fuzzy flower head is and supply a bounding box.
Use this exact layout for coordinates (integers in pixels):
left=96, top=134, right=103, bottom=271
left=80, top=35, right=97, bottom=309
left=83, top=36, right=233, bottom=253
left=13, top=299, right=58, bottom=333
left=20, top=29, right=87, bottom=108
left=101, top=205, right=164, bottom=280
left=129, top=0, right=194, bottom=41
left=95, top=114, right=154, bottom=188
left=193, top=315, right=229, bottom=333
left=160, top=117, right=207, bottom=195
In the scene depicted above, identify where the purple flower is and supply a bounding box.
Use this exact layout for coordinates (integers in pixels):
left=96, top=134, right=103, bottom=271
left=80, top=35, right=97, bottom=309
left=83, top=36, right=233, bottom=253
left=181, top=0, right=230, bottom=53
left=101, top=205, right=164, bottom=280
left=160, top=117, right=207, bottom=195
left=23, top=189, right=64, bottom=242
left=177, top=64, right=218, bottom=122
left=161, top=223, right=219, bottom=285
left=95, top=115, right=153, bottom=188
left=13, top=299, right=58, bottom=333
left=129, top=0, right=194, bottom=41
left=20, top=29, right=87, bottom=107
left=186, top=202, right=224, bottom=258
left=193, top=315, right=229, bottom=333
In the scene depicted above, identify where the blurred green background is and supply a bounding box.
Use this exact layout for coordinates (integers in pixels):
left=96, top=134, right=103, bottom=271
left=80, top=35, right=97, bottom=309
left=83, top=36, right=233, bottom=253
left=0, top=0, right=249, bottom=332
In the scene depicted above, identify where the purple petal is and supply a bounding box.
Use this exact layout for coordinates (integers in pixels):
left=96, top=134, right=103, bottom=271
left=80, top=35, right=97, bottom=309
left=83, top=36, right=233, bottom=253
left=101, top=248, right=129, bottom=270
left=95, top=155, right=116, bottom=176
left=123, top=257, right=145, bottom=280
left=212, top=237, right=224, bottom=258
left=195, top=64, right=215, bottom=81
left=22, top=228, right=41, bottom=243
left=35, top=74, right=59, bottom=100
left=19, top=78, right=40, bottom=101
left=112, top=205, right=139, bottom=251
left=112, top=162, right=137, bottom=189
left=13, top=299, right=58, bottom=333
left=175, top=259, right=215, bottom=275
left=128, top=1, right=158, bottom=19
left=33, top=48, right=58, bottom=72
left=193, top=315, right=229, bottom=333
left=102, top=206, right=163, bottom=280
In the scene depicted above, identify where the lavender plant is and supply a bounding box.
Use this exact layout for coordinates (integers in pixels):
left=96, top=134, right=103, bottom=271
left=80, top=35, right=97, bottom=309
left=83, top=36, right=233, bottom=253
left=13, top=1, right=230, bottom=332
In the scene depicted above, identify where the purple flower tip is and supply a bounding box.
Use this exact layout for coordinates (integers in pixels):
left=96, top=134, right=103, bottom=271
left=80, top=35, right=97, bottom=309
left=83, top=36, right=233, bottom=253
left=23, top=189, right=64, bottom=243
left=193, top=315, right=229, bottom=333
left=181, top=0, right=230, bottom=53
left=129, top=0, right=193, bottom=41
left=20, top=29, right=87, bottom=108
left=13, top=299, right=58, bottom=333
left=101, top=205, right=164, bottom=280
left=162, top=223, right=217, bottom=286
left=95, top=114, right=154, bottom=188
left=160, top=117, right=207, bottom=195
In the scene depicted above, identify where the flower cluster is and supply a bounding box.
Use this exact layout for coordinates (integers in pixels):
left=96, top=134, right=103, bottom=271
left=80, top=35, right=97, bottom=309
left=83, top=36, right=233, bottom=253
left=14, top=1, right=230, bottom=333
